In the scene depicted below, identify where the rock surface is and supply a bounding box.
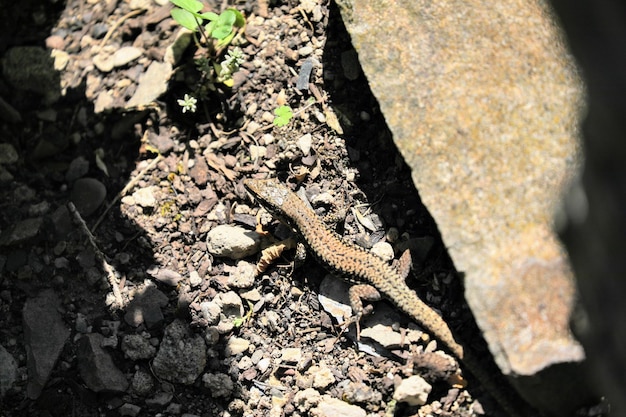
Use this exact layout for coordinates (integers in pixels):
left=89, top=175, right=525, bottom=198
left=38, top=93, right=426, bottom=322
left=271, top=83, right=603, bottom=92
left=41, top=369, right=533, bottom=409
left=124, top=283, right=168, bottom=328
left=152, top=320, right=207, bottom=385
left=23, top=289, right=70, bottom=399
left=77, top=333, right=129, bottom=393
left=336, top=0, right=587, bottom=413
left=1, top=46, right=61, bottom=104
left=126, top=61, right=173, bottom=109
left=0, top=345, right=17, bottom=397
left=70, top=177, right=107, bottom=217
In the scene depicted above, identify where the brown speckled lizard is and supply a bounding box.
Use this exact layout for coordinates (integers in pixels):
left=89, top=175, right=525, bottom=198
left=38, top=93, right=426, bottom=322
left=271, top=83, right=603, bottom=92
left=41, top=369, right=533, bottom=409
left=243, top=177, right=530, bottom=417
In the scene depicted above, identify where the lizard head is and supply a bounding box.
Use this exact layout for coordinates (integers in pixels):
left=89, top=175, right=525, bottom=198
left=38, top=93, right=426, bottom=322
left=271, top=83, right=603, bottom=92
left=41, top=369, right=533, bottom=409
left=243, top=178, right=291, bottom=217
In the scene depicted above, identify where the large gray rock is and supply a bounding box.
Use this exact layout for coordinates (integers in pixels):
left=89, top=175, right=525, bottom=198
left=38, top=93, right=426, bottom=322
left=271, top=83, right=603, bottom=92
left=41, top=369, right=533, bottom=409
left=77, top=334, right=129, bottom=393
left=152, top=320, right=207, bottom=385
left=1, top=46, right=61, bottom=104
left=0, top=345, right=18, bottom=397
left=335, top=0, right=588, bottom=414
left=23, top=290, right=70, bottom=399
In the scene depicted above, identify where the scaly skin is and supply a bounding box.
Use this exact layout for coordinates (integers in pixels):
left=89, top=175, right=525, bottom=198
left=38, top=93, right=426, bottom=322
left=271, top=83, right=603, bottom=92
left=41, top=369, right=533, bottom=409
left=243, top=178, right=528, bottom=417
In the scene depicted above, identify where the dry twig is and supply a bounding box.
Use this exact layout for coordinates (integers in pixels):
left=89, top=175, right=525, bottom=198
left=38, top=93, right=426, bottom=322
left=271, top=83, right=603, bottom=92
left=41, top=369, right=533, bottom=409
left=67, top=202, right=124, bottom=309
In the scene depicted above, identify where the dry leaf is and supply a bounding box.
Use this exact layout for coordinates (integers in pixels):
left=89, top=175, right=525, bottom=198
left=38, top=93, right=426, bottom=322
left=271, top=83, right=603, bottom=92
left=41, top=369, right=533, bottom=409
left=256, top=239, right=297, bottom=275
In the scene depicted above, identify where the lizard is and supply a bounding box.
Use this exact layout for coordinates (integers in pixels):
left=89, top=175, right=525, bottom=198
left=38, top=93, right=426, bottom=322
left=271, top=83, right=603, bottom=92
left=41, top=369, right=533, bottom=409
left=243, top=177, right=532, bottom=417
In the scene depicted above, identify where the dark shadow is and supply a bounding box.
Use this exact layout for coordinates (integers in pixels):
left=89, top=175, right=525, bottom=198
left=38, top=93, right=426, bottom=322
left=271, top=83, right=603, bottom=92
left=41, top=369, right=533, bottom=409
left=550, top=1, right=626, bottom=415
left=0, top=0, right=164, bottom=414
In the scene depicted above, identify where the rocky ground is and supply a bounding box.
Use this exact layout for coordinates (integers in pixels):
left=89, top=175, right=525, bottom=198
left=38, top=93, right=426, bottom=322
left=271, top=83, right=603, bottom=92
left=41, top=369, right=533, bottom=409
left=0, top=0, right=519, bottom=416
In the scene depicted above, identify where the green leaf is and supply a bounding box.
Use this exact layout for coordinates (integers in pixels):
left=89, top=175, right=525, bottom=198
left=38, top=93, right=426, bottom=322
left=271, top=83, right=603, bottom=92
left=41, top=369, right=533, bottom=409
left=216, top=32, right=235, bottom=47
left=204, top=21, right=215, bottom=35
left=273, top=105, right=293, bottom=127
left=212, top=25, right=232, bottom=40
left=170, top=0, right=203, bottom=13
left=171, top=8, right=200, bottom=30
left=217, top=9, right=236, bottom=26
left=199, top=11, right=219, bottom=20
left=228, top=8, right=246, bottom=28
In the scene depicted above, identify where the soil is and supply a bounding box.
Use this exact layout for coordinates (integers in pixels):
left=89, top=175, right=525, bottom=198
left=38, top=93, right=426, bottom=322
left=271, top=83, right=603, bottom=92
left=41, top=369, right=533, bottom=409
left=0, top=1, right=501, bottom=416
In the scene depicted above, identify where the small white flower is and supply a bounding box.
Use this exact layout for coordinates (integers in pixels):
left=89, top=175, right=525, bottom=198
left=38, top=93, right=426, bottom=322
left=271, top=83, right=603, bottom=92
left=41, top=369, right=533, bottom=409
left=177, top=94, right=198, bottom=113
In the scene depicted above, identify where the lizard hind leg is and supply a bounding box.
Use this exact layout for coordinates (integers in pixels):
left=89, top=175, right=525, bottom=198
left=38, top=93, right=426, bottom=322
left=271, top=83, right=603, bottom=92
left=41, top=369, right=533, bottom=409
left=347, top=284, right=382, bottom=339
left=394, top=249, right=413, bottom=280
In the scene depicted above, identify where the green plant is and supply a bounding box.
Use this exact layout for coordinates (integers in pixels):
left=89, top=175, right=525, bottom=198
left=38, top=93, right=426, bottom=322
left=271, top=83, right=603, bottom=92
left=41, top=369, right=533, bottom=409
left=169, top=0, right=246, bottom=108
left=215, top=47, right=245, bottom=86
left=170, top=0, right=245, bottom=46
left=273, top=105, right=293, bottom=127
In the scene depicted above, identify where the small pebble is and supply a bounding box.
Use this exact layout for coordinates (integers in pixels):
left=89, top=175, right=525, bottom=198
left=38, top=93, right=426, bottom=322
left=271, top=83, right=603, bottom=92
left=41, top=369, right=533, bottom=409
left=45, top=35, right=65, bottom=50
left=393, top=375, right=432, bottom=406
left=91, top=23, right=109, bottom=39
left=112, top=46, right=142, bottom=67
left=70, top=178, right=107, bottom=217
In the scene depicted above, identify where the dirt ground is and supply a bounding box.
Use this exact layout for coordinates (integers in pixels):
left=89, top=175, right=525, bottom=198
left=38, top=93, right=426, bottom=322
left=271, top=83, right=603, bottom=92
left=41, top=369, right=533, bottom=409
left=0, top=1, right=515, bottom=416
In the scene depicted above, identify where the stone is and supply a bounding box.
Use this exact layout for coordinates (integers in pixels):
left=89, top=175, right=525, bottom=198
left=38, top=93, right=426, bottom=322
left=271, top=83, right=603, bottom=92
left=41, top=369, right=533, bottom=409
left=318, top=275, right=352, bottom=325
left=70, top=177, right=107, bottom=217
left=131, top=186, right=158, bottom=208
left=280, top=348, right=302, bottom=364
left=23, top=290, right=70, bottom=399
left=224, top=337, right=250, bottom=357
left=189, top=155, right=209, bottom=186
left=126, top=61, right=173, bottom=109
left=130, top=368, right=154, bottom=396
left=369, top=241, right=394, bottom=262
left=392, top=375, right=432, bottom=406
left=50, top=205, right=73, bottom=239
left=91, top=23, right=109, bottom=39
left=0, top=217, right=43, bottom=246
left=121, top=334, right=157, bottom=360
left=206, top=225, right=261, bottom=259
left=213, top=291, right=244, bottom=333
left=112, top=46, right=142, bottom=67
left=343, top=381, right=383, bottom=405
left=93, top=53, right=115, bottom=73
left=152, top=320, right=206, bottom=385
left=311, top=365, right=335, bottom=389
left=189, top=270, right=202, bottom=287
left=50, top=49, right=69, bottom=71
left=144, top=391, right=173, bottom=407
left=0, top=144, right=18, bottom=164
left=45, top=35, right=65, bottom=49
left=199, top=301, right=221, bottom=325
left=149, top=268, right=183, bottom=286
left=0, top=345, right=17, bottom=397
left=297, top=133, right=313, bottom=155
left=65, top=156, right=90, bottom=182
left=32, top=126, right=69, bottom=159
left=119, top=403, right=142, bottom=417
left=124, top=284, right=168, bottom=328
left=311, top=397, right=366, bottom=417
left=360, top=321, right=423, bottom=349
left=202, top=372, right=234, bottom=398
left=294, top=388, right=322, bottom=412
left=164, top=28, right=193, bottom=66
left=2, top=46, right=61, bottom=104
left=0, top=96, right=21, bottom=123
left=77, top=333, right=128, bottom=393
left=227, top=260, right=256, bottom=288
left=336, top=0, right=587, bottom=413
left=94, top=90, right=115, bottom=113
